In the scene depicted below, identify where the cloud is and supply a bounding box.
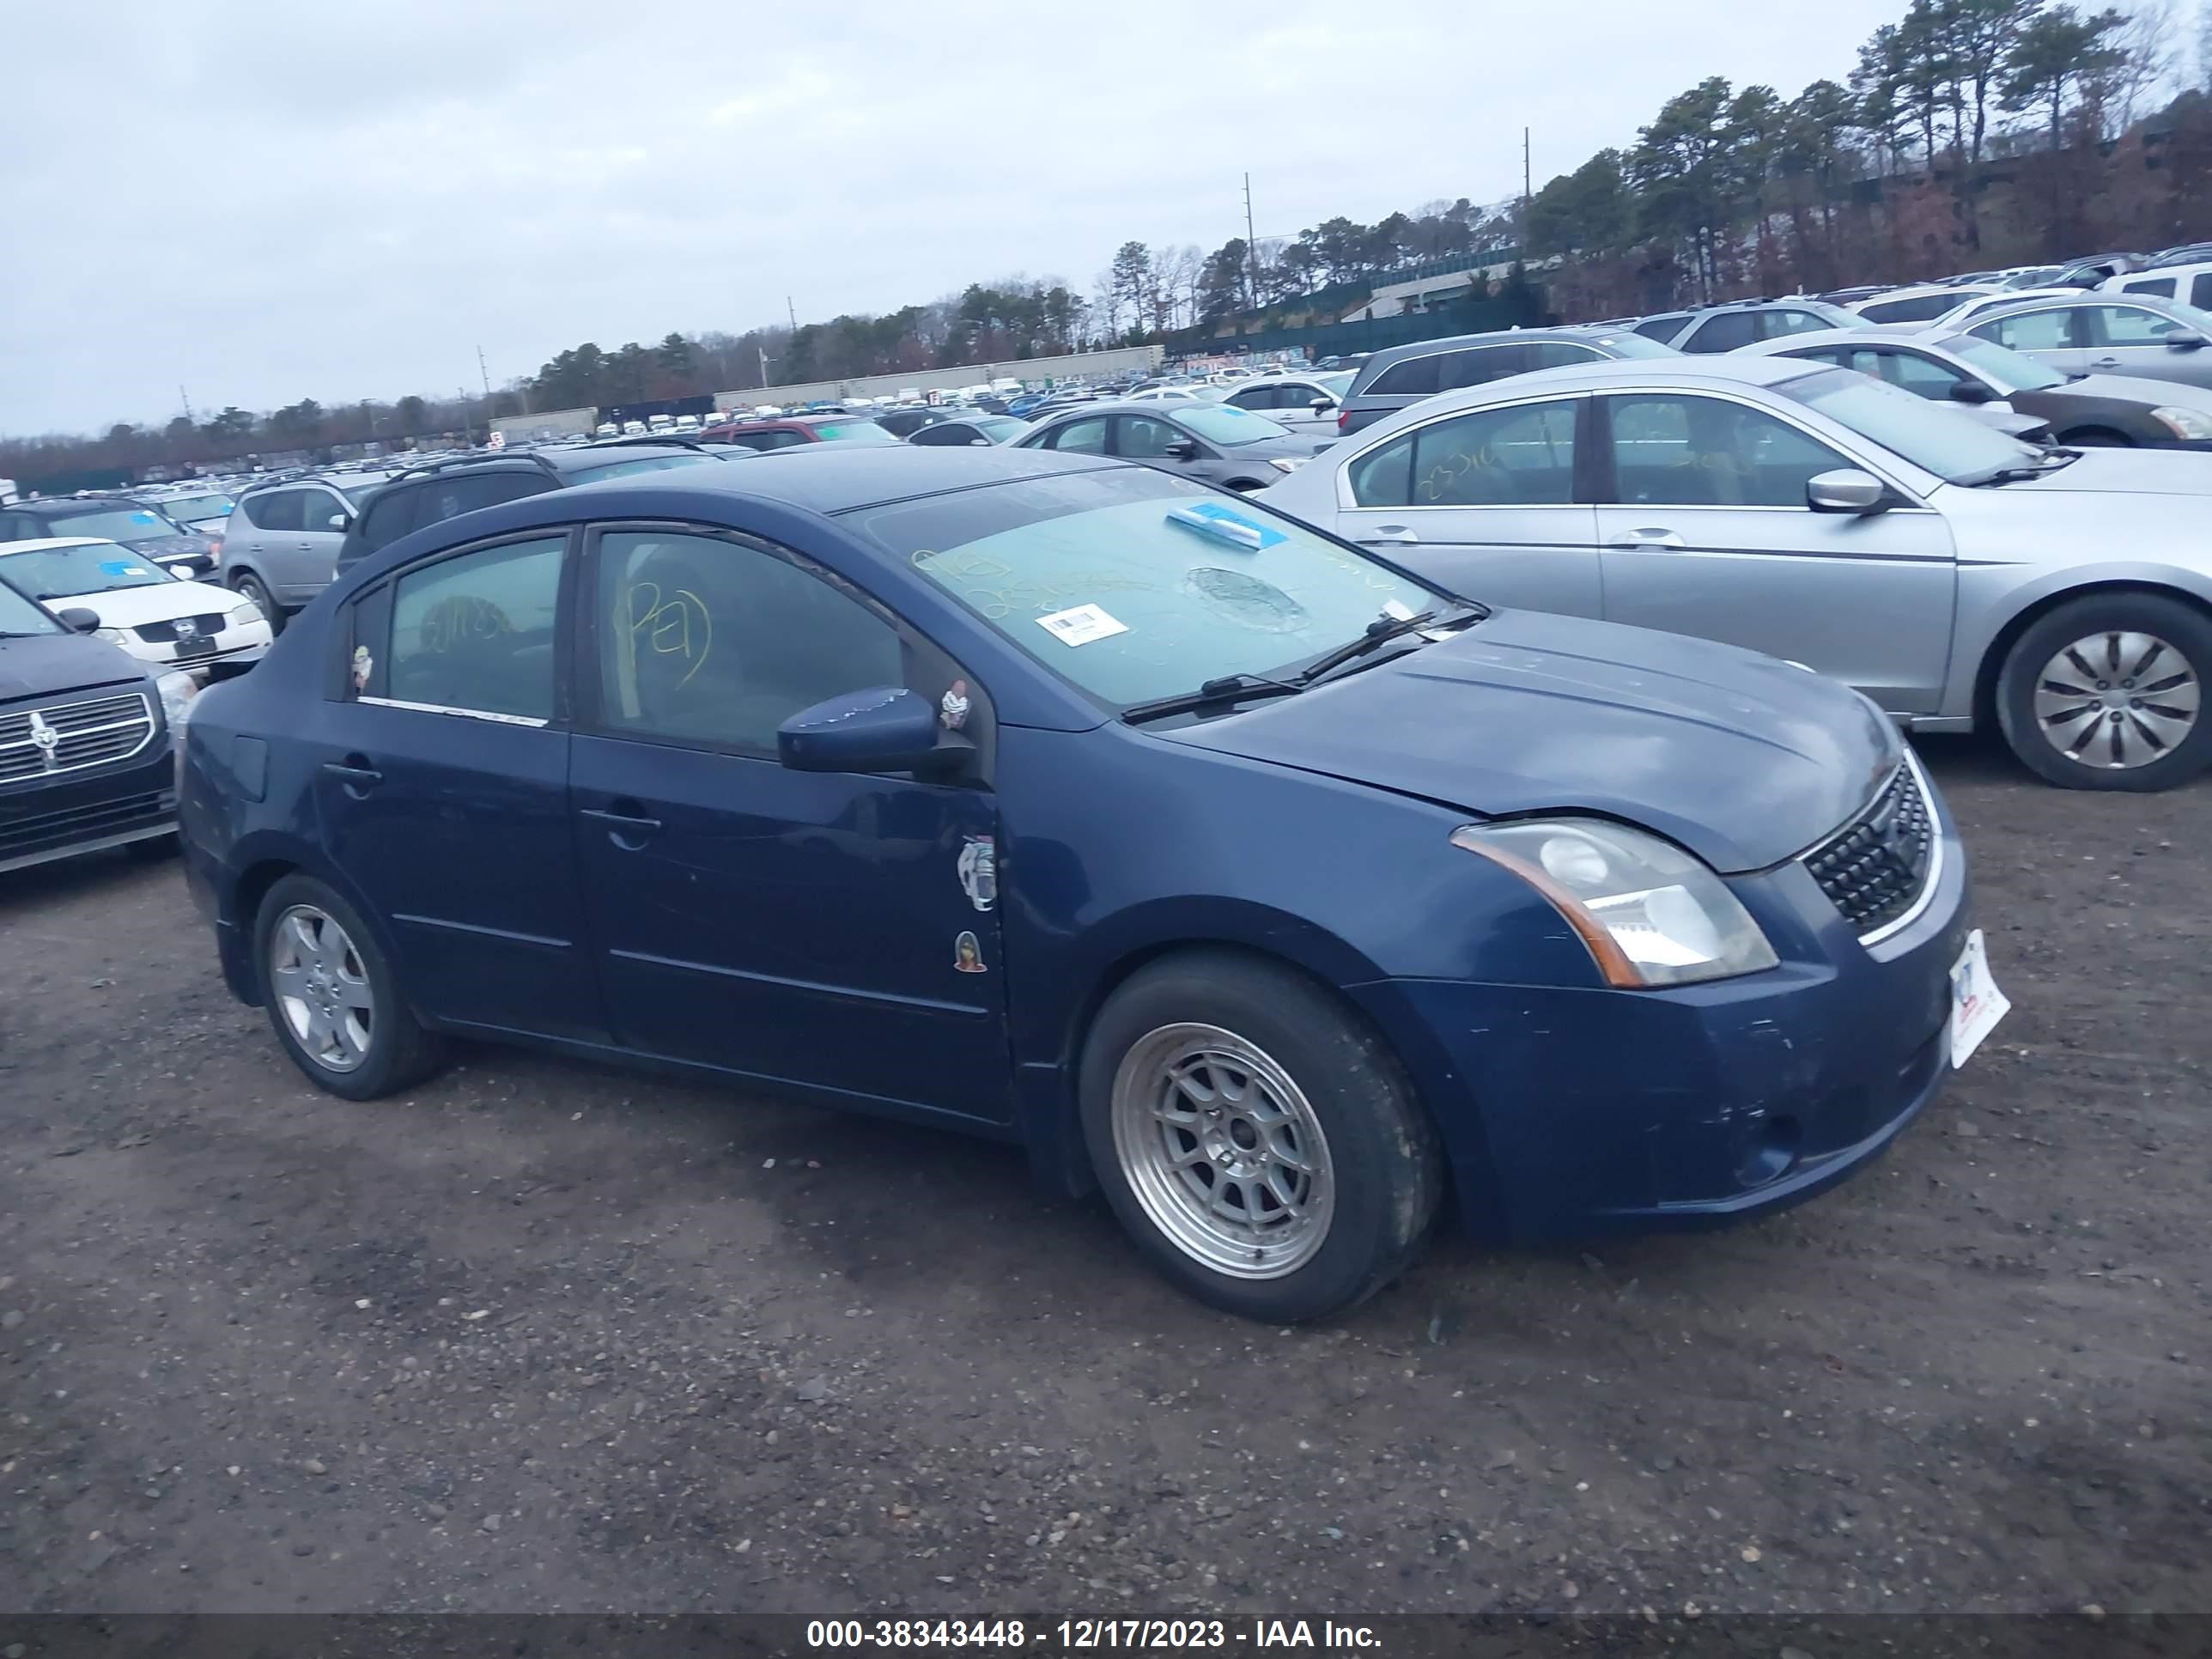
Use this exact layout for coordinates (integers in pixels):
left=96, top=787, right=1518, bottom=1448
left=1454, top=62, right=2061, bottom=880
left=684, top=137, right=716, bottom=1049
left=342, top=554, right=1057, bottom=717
left=2, top=0, right=1906, bottom=435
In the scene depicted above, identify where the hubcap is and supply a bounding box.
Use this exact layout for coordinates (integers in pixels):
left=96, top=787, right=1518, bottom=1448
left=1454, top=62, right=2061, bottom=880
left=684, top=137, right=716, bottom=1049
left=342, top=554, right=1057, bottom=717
left=1109, top=1023, right=1334, bottom=1280
left=2033, top=630, right=2199, bottom=769
left=269, top=904, right=374, bottom=1072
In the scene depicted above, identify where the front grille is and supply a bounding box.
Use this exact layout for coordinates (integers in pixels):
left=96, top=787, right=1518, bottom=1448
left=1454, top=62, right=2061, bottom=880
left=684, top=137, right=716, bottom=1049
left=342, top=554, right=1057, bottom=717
left=0, top=692, right=156, bottom=785
left=0, top=790, right=171, bottom=857
left=1802, top=761, right=1936, bottom=939
left=134, top=613, right=228, bottom=644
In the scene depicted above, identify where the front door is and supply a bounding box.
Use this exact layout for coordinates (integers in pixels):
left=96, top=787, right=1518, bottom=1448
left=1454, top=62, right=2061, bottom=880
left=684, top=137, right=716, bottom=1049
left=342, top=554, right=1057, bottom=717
left=313, top=531, right=605, bottom=1038
left=2078, top=302, right=2212, bottom=390
left=1595, top=392, right=1956, bottom=713
left=1328, top=395, right=1601, bottom=617
left=566, top=526, right=1012, bottom=1125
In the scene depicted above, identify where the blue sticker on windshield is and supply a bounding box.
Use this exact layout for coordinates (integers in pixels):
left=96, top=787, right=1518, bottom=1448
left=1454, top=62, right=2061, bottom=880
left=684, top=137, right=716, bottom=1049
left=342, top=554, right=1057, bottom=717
left=100, top=559, right=143, bottom=576
left=130, top=510, right=161, bottom=526
left=1166, top=501, right=1285, bottom=551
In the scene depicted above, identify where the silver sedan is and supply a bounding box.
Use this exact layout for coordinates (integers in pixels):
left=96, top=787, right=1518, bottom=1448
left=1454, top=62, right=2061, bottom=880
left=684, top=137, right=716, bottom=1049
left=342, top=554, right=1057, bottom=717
left=1255, top=355, right=2212, bottom=790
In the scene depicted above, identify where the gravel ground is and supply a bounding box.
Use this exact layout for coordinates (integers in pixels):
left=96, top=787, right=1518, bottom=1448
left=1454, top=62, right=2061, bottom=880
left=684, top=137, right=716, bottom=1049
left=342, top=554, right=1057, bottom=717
left=0, top=734, right=2205, bottom=1618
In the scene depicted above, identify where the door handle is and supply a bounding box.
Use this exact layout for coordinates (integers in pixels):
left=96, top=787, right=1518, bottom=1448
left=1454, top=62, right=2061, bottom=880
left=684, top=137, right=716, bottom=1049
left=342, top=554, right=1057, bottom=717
left=2090, top=357, right=2122, bottom=368
left=322, top=756, right=382, bottom=797
left=581, top=800, right=663, bottom=848
left=1607, top=529, right=1686, bottom=550
left=1358, top=526, right=1419, bottom=545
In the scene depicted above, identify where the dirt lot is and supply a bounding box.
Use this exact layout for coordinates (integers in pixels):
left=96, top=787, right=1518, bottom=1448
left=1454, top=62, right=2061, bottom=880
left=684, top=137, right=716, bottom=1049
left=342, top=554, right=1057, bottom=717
left=0, top=733, right=2205, bottom=1619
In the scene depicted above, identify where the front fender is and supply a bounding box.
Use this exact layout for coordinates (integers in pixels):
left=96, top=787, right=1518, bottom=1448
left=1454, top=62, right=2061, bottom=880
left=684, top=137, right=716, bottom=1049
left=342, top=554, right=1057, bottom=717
left=1951, top=557, right=2212, bottom=717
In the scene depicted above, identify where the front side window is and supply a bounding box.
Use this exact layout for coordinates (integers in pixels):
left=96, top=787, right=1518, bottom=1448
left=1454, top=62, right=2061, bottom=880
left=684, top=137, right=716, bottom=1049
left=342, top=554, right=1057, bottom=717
left=1978, top=309, right=2076, bottom=353
left=1607, top=394, right=1850, bottom=507
left=1949, top=336, right=2067, bottom=392
left=0, top=580, right=63, bottom=635
left=1763, top=309, right=1838, bottom=338
left=856, top=468, right=1442, bottom=709
left=592, top=530, right=902, bottom=754
left=1115, top=415, right=1188, bottom=459
left=1873, top=349, right=1968, bottom=397
left=1164, top=404, right=1289, bottom=446
left=1441, top=345, right=1532, bottom=389
left=384, top=536, right=565, bottom=721
left=243, top=490, right=306, bottom=533
left=1348, top=400, right=1579, bottom=508
left=0, top=541, right=173, bottom=600
left=1680, top=313, right=1758, bottom=354
left=2086, top=303, right=2208, bottom=346
left=302, top=489, right=352, bottom=534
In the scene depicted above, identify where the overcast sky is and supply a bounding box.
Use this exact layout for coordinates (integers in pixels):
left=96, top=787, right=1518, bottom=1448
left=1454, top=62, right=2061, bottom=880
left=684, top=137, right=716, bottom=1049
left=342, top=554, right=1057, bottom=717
left=4, top=0, right=1908, bottom=437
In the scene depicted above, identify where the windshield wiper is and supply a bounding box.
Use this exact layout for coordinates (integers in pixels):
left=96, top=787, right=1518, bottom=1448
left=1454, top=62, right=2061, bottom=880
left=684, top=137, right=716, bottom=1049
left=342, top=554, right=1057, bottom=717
left=1294, top=605, right=1481, bottom=688
left=1121, top=672, right=1304, bottom=725
left=1970, top=447, right=2078, bottom=486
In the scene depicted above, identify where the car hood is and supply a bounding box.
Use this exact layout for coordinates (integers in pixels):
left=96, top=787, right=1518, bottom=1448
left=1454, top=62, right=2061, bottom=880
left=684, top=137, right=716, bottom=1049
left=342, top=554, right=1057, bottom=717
left=2061, top=371, right=2212, bottom=411
left=1988, top=446, right=2212, bottom=496
left=64, top=580, right=236, bottom=629
left=1153, top=608, right=1900, bottom=872
left=0, top=632, right=149, bottom=704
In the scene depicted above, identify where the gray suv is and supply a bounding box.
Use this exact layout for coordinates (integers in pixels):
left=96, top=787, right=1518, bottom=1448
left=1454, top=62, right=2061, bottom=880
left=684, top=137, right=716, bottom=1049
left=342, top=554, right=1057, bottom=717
left=1334, top=327, right=1679, bottom=435
left=1630, top=299, right=1861, bottom=354
left=218, top=474, right=386, bottom=634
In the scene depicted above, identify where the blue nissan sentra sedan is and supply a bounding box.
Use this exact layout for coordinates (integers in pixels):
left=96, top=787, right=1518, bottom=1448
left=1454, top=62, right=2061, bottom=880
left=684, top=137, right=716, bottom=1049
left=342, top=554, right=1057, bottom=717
left=178, top=447, right=2005, bottom=1322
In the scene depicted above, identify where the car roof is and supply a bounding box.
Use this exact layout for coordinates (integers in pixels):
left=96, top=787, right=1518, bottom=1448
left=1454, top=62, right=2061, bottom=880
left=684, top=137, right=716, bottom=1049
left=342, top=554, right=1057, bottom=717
left=1739, top=325, right=1974, bottom=356
left=1354, top=326, right=1626, bottom=373
left=1382, top=354, right=1832, bottom=409
left=0, top=536, right=113, bottom=554
left=10, top=495, right=141, bottom=514
left=558, top=440, right=1123, bottom=515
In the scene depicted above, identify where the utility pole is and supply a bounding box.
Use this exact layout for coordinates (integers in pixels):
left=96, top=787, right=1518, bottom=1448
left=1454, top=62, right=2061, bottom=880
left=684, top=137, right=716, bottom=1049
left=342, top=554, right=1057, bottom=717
left=1243, top=172, right=1261, bottom=308
left=787, top=295, right=799, bottom=332
left=1522, top=127, right=1533, bottom=240
left=758, top=346, right=774, bottom=389
left=477, top=345, right=493, bottom=400
left=179, top=386, right=194, bottom=425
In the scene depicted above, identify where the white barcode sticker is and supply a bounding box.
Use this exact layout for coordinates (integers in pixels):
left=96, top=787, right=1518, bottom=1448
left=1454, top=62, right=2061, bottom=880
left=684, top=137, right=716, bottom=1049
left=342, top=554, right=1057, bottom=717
left=1035, top=604, right=1128, bottom=647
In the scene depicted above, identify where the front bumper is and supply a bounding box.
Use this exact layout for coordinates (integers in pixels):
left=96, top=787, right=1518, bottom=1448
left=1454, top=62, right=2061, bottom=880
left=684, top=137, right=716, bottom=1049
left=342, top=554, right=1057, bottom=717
left=1349, top=821, right=1972, bottom=1244
left=0, top=741, right=178, bottom=875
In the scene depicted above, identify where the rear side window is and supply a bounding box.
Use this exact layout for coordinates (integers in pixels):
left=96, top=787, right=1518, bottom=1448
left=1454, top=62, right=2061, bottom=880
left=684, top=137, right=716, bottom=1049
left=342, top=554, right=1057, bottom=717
left=383, top=536, right=566, bottom=721
left=1681, top=313, right=1759, bottom=353
left=1528, top=342, right=1601, bottom=368
left=1860, top=292, right=1960, bottom=324
left=2124, top=277, right=2178, bottom=299
left=1347, top=399, right=1578, bottom=508
left=1441, top=345, right=1531, bottom=389
left=1365, top=354, right=1443, bottom=397
left=1632, top=315, right=1687, bottom=341
left=2194, top=275, right=2212, bottom=310
left=243, top=489, right=305, bottom=532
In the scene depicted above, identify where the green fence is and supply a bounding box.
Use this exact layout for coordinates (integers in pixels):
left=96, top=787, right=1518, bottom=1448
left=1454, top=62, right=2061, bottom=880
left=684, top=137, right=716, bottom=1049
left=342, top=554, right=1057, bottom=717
left=1173, top=295, right=1540, bottom=362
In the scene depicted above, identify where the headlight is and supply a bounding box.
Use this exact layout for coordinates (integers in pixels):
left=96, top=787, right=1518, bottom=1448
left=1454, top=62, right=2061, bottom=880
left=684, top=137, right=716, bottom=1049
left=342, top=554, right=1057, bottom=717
left=228, top=601, right=263, bottom=629
left=1267, top=457, right=1305, bottom=472
left=2151, top=405, right=2212, bottom=441
left=155, top=669, right=198, bottom=732
left=1450, top=817, right=1780, bottom=988
left=94, top=627, right=127, bottom=644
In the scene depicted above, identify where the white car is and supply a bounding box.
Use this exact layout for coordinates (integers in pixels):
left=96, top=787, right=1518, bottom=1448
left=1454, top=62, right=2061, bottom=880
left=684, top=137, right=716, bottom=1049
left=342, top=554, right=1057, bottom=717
left=0, top=538, right=270, bottom=678
left=594, top=422, right=619, bottom=438
left=1850, top=283, right=2002, bottom=326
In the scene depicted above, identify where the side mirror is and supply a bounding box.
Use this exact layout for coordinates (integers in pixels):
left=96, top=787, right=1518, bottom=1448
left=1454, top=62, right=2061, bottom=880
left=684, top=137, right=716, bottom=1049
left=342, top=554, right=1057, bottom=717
left=328, top=514, right=350, bottom=530
left=1806, top=468, right=1889, bottom=514
left=1164, top=439, right=1200, bottom=460
left=1948, top=380, right=1996, bottom=404
left=1309, top=397, right=1334, bottom=412
left=2166, top=331, right=2207, bottom=351
left=57, top=606, right=101, bottom=633
left=777, top=687, right=966, bottom=776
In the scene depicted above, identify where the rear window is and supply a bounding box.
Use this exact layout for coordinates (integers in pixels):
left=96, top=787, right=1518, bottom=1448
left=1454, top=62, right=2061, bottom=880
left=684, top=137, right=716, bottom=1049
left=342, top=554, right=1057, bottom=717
left=565, top=454, right=720, bottom=484
left=809, top=421, right=900, bottom=445
left=1632, top=314, right=1688, bottom=341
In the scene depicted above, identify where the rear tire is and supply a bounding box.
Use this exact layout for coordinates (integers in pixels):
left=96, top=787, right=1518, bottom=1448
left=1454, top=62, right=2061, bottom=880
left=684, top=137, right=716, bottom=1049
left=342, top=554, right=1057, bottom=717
left=1994, top=592, right=2212, bottom=790
left=232, top=572, right=284, bottom=636
left=1079, top=951, right=1443, bottom=1322
left=253, top=874, right=443, bottom=1099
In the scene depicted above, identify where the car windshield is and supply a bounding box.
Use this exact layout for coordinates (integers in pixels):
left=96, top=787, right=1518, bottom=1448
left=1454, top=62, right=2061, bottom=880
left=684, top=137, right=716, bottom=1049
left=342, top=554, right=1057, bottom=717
left=43, top=505, right=181, bottom=545
left=1584, top=331, right=1680, bottom=359
left=852, top=467, right=1443, bottom=708
left=566, top=453, right=720, bottom=484
left=157, top=493, right=234, bottom=520
left=811, top=420, right=899, bottom=444
left=0, top=541, right=173, bottom=600
left=1949, top=337, right=2067, bottom=392
left=1783, top=366, right=2040, bottom=483
left=0, top=580, right=64, bottom=635
left=1166, top=403, right=1291, bottom=446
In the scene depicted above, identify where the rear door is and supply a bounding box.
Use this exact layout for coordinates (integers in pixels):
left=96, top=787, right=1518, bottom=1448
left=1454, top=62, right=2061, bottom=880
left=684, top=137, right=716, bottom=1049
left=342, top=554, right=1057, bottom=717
left=1326, top=393, right=1600, bottom=617
left=313, top=529, right=603, bottom=1038
left=1594, top=391, right=1956, bottom=713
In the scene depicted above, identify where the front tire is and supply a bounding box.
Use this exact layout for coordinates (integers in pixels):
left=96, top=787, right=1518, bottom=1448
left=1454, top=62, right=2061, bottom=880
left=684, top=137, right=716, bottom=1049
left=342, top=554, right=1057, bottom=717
left=253, top=874, right=443, bottom=1099
left=232, top=572, right=285, bottom=636
left=1995, top=592, right=2211, bottom=790
left=1079, top=951, right=1442, bottom=1322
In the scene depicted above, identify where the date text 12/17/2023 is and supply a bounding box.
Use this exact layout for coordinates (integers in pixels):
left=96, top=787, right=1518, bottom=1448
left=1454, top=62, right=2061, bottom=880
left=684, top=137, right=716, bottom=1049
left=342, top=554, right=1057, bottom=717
left=805, top=1619, right=1382, bottom=1650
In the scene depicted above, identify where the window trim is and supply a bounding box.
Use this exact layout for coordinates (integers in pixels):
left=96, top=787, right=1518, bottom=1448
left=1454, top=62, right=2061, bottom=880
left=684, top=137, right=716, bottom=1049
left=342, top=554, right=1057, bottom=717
left=1589, top=386, right=1936, bottom=513
left=572, top=520, right=992, bottom=775
left=1331, top=390, right=1592, bottom=514
left=337, top=525, right=580, bottom=726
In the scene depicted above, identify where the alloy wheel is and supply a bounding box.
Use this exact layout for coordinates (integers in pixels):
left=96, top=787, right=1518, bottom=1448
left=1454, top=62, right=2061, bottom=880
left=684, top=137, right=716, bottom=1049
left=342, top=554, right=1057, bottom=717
left=1109, top=1023, right=1334, bottom=1280
left=2033, top=629, right=2201, bottom=769
left=269, top=904, right=374, bottom=1072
